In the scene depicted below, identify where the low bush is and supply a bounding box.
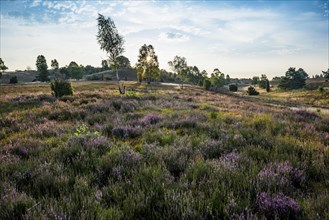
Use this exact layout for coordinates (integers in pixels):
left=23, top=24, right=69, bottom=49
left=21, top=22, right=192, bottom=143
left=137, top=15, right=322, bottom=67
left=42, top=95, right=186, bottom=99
left=9, top=76, right=18, bottom=84
left=247, top=86, right=259, bottom=95
left=50, top=79, right=74, bottom=98
left=229, top=84, right=238, bottom=92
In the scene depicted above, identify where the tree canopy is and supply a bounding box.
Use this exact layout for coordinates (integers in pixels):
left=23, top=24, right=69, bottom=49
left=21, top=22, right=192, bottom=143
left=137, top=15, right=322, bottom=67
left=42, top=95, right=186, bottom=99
left=101, top=60, right=109, bottom=70
left=116, top=55, right=131, bottom=69
left=168, top=56, right=188, bottom=88
left=68, top=61, right=83, bottom=80
left=259, top=74, right=268, bottom=89
left=168, top=56, right=188, bottom=80
left=51, top=59, right=59, bottom=70
left=0, top=58, right=8, bottom=73
left=97, top=13, right=124, bottom=72
left=210, top=68, right=225, bottom=89
left=136, top=44, right=159, bottom=83
left=0, top=58, right=8, bottom=78
left=278, top=67, right=308, bottom=90
left=36, top=55, right=49, bottom=82
left=322, top=69, right=329, bottom=79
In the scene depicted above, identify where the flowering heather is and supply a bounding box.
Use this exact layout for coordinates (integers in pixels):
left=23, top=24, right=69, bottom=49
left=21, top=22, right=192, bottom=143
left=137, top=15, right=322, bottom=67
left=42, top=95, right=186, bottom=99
left=256, top=192, right=301, bottom=218
left=219, top=151, right=241, bottom=170
left=200, top=139, right=222, bottom=159
left=319, top=132, right=329, bottom=145
left=258, top=161, right=305, bottom=188
left=1, top=82, right=329, bottom=219
left=140, top=113, right=163, bottom=125
left=31, top=120, right=62, bottom=137
left=99, top=149, right=143, bottom=182
left=111, top=126, right=142, bottom=139
left=66, top=134, right=109, bottom=151
left=294, top=109, right=319, bottom=122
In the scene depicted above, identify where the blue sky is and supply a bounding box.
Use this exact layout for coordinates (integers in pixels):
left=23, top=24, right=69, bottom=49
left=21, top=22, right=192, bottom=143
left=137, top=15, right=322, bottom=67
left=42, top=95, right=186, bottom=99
left=0, top=0, right=328, bottom=78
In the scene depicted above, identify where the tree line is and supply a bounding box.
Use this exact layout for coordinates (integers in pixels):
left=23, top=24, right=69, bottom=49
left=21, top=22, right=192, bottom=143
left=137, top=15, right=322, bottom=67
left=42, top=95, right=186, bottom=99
left=1, top=13, right=328, bottom=92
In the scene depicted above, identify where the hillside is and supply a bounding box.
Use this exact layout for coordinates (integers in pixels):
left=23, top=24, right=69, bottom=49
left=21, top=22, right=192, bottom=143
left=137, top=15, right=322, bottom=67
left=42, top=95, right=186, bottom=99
left=0, top=82, right=328, bottom=219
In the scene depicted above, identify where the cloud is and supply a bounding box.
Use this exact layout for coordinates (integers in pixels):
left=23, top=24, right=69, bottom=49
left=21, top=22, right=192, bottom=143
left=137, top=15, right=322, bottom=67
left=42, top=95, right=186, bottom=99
left=169, top=24, right=209, bottom=36
left=1, top=0, right=327, bottom=78
left=7, top=11, right=32, bottom=20
left=159, top=32, right=190, bottom=42
left=30, top=0, right=41, bottom=8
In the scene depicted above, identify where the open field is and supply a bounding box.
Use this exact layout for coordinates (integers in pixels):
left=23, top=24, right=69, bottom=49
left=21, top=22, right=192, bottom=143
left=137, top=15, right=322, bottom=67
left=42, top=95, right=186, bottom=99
left=1, top=82, right=329, bottom=219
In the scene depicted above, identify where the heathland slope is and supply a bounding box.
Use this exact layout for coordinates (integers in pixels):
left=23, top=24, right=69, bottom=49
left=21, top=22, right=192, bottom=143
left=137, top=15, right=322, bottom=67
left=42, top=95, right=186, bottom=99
left=0, top=82, right=328, bottom=219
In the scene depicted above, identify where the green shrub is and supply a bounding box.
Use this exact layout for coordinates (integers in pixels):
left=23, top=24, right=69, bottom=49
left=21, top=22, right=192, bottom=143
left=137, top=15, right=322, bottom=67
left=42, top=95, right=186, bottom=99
left=229, top=84, right=238, bottom=92
left=318, top=86, right=324, bottom=92
left=50, top=79, right=74, bottom=98
left=247, top=86, right=259, bottom=95
left=210, top=111, right=218, bottom=119
left=9, top=76, right=18, bottom=84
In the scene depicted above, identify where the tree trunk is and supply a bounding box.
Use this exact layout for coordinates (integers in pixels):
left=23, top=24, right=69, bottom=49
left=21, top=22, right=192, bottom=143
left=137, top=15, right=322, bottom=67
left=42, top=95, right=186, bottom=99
left=116, top=69, right=125, bottom=94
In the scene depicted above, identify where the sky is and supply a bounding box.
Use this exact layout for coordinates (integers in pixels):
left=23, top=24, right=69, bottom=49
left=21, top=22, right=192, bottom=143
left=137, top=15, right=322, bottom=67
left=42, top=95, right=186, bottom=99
left=0, top=0, right=328, bottom=79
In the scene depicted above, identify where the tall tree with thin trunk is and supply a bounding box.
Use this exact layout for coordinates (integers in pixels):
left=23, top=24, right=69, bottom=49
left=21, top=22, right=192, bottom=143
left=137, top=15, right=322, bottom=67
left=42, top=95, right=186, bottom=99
left=136, top=44, right=159, bottom=84
left=97, top=14, right=125, bottom=93
left=168, top=56, right=188, bottom=89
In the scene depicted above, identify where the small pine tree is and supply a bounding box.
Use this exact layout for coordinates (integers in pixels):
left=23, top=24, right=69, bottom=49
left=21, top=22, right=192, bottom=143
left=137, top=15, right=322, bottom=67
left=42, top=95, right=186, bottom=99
left=50, top=79, right=74, bottom=97
left=247, top=86, right=259, bottom=95
left=36, top=55, right=49, bottom=82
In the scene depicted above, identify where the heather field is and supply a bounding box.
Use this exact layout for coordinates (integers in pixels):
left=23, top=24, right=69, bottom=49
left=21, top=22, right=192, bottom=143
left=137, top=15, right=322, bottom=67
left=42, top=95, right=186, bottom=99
left=1, top=82, right=329, bottom=219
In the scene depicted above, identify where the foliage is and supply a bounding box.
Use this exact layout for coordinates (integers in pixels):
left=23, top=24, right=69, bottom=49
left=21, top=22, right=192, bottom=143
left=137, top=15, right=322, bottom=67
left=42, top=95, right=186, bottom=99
left=50, top=78, right=74, bottom=97
left=229, top=84, right=238, bottom=92
left=59, top=67, right=70, bottom=79
left=278, top=67, right=308, bottom=90
left=97, top=13, right=124, bottom=72
left=1, top=82, right=329, bottom=219
left=36, top=55, right=49, bottom=82
left=203, top=78, right=211, bottom=90
left=210, top=68, right=225, bottom=89
left=159, top=69, right=178, bottom=83
left=258, top=74, right=268, bottom=89
left=0, top=58, right=8, bottom=77
left=167, top=57, right=206, bottom=87
left=247, top=86, right=259, bottom=95
left=86, top=74, right=103, bottom=81
left=101, top=60, right=109, bottom=70
left=322, top=68, right=329, bottom=79
left=116, top=55, right=131, bottom=69
left=51, top=59, right=59, bottom=70
left=68, top=61, right=83, bottom=80
left=168, top=56, right=188, bottom=88
left=256, top=192, right=301, bottom=219
left=9, top=76, right=18, bottom=84
left=252, top=76, right=259, bottom=85
left=84, top=65, right=102, bottom=75
left=136, top=44, right=159, bottom=84
left=266, top=79, right=270, bottom=92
